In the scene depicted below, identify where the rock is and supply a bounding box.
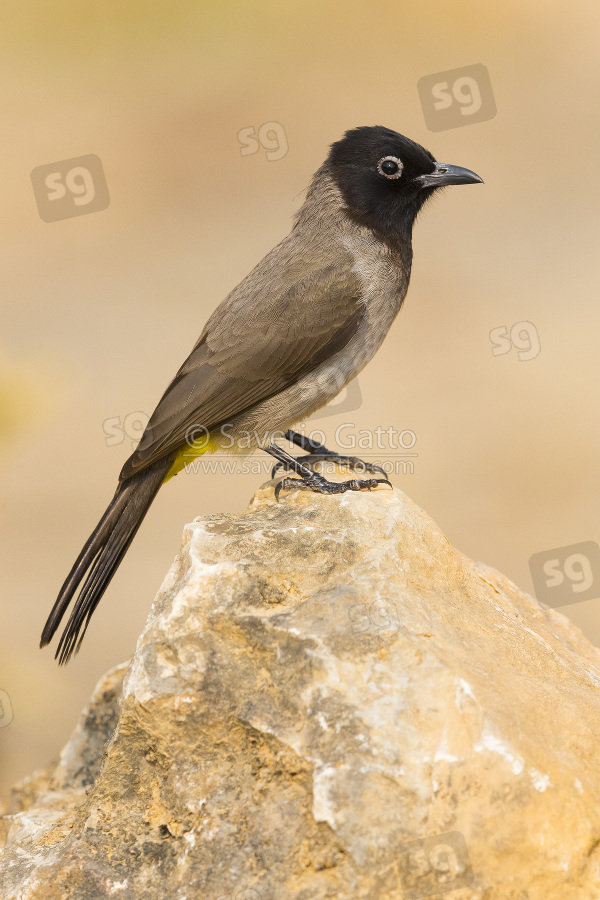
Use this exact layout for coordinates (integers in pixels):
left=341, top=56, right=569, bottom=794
left=2, top=470, right=600, bottom=899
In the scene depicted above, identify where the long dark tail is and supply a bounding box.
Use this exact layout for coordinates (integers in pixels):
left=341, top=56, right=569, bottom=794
left=40, top=458, right=171, bottom=665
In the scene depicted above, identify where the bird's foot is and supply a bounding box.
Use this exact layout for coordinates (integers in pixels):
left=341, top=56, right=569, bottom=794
left=271, top=452, right=386, bottom=479
left=274, top=470, right=391, bottom=501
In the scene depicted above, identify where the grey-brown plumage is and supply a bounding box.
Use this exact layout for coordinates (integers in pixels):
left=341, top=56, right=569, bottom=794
left=41, top=125, right=482, bottom=663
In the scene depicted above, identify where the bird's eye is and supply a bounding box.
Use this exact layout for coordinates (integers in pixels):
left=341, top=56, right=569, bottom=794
left=377, top=156, right=403, bottom=180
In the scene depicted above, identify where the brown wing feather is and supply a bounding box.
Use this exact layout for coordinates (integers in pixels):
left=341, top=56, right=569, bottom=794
left=120, top=256, right=363, bottom=481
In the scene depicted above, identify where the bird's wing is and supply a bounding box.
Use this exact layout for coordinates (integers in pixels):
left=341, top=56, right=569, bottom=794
left=120, top=254, right=364, bottom=480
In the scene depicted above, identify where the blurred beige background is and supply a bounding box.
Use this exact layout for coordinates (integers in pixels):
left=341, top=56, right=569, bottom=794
left=2, top=0, right=600, bottom=796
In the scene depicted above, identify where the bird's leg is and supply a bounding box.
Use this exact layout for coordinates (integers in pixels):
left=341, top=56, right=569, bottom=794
left=265, top=443, right=391, bottom=501
left=270, top=429, right=386, bottom=478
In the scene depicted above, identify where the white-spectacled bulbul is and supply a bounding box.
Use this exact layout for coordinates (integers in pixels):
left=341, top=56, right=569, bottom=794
left=40, top=125, right=482, bottom=664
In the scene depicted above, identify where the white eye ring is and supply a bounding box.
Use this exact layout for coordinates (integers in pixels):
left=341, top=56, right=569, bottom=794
left=377, top=156, right=404, bottom=180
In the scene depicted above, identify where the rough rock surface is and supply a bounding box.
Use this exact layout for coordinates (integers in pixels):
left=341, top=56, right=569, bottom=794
left=3, top=471, right=600, bottom=899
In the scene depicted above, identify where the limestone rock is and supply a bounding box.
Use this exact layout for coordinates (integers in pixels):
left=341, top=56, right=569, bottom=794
left=2, top=472, right=600, bottom=899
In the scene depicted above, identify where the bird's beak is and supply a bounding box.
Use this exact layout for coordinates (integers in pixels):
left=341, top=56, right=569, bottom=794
left=414, top=162, right=483, bottom=189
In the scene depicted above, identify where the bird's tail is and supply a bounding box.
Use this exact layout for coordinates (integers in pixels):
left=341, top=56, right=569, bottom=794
left=40, top=458, right=171, bottom=665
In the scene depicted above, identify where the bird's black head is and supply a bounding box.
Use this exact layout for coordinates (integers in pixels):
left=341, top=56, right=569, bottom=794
left=327, top=125, right=482, bottom=241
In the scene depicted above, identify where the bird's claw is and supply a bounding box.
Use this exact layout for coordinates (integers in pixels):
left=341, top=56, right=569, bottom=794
left=275, top=474, right=392, bottom=500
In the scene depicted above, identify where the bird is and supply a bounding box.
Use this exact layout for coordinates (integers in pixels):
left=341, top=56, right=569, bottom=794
left=40, top=125, right=482, bottom=664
